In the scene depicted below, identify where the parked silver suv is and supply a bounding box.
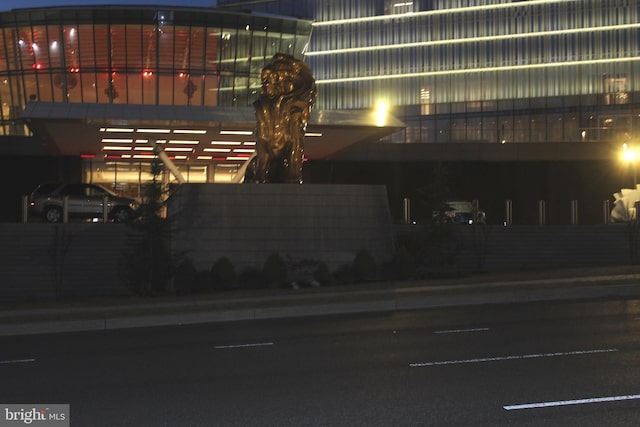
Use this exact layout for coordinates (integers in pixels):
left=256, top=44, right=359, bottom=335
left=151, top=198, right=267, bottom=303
left=29, top=183, right=139, bottom=223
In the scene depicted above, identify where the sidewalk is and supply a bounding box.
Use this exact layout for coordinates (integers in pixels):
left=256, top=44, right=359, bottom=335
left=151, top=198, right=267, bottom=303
left=2, top=265, right=640, bottom=337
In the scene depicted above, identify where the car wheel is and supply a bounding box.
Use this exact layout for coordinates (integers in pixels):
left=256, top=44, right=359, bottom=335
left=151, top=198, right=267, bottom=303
left=111, top=207, right=132, bottom=223
left=43, top=206, right=62, bottom=223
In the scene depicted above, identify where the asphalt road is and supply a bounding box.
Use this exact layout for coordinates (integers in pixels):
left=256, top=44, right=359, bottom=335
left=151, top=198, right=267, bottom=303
left=2, top=297, right=640, bottom=426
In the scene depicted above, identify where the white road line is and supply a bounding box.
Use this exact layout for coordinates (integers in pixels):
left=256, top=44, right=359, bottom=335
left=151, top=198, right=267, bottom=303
left=0, top=358, right=35, bottom=364
left=215, top=342, right=274, bottom=349
left=504, top=394, right=640, bottom=410
left=409, top=348, right=618, bottom=367
left=434, top=327, right=490, bottom=334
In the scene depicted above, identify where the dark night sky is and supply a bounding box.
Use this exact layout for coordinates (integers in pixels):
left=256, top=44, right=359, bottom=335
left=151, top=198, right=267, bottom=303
left=1, top=0, right=217, bottom=12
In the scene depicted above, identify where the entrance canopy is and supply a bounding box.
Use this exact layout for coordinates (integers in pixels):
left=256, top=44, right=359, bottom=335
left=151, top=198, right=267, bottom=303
left=21, top=102, right=405, bottom=162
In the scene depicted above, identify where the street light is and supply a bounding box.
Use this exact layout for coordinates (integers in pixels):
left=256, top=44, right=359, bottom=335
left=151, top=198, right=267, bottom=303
left=622, top=143, right=638, bottom=187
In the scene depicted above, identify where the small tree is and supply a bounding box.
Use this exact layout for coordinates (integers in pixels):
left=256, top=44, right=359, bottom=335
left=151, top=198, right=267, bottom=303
left=415, top=162, right=451, bottom=226
left=413, top=163, right=459, bottom=272
left=120, top=157, right=173, bottom=295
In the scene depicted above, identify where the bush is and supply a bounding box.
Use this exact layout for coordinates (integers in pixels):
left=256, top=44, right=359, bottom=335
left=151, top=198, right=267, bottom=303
left=211, top=257, right=237, bottom=290
left=172, top=258, right=197, bottom=295
left=287, top=256, right=323, bottom=287
left=313, top=261, right=334, bottom=286
left=333, top=264, right=354, bottom=285
left=262, top=253, right=287, bottom=288
left=238, top=267, right=264, bottom=289
left=192, top=270, right=212, bottom=293
left=353, top=248, right=377, bottom=282
left=390, top=245, right=417, bottom=280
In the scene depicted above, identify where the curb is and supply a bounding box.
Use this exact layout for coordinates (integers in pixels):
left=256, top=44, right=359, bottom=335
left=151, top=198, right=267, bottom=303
left=1, top=274, right=640, bottom=337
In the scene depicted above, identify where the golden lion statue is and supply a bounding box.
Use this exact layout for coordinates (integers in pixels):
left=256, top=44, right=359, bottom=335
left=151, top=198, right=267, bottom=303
left=244, top=53, right=317, bottom=184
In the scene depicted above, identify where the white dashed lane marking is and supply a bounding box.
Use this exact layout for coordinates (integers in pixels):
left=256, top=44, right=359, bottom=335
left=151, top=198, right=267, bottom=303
left=215, top=342, right=274, bottom=349
left=504, top=394, right=640, bottom=410
left=409, top=348, right=618, bottom=367
left=434, top=327, right=490, bottom=334
left=0, top=359, right=35, bottom=364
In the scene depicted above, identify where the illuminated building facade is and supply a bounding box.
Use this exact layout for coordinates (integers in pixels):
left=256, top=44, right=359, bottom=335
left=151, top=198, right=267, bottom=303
left=1, top=1, right=637, bottom=223
left=0, top=5, right=401, bottom=201
left=219, top=0, right=640, bottom=145
left=0, top=6, right=313, bottom=129
left=0, top=6, right=319, bottom=195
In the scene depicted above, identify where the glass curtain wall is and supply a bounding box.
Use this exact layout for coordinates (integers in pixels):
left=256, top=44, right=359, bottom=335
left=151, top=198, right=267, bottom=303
left=83, top=159, right=209, bottom=200
left=220, top=0, right=640, bottom=144
left=0, top=7, right=312, bottom=135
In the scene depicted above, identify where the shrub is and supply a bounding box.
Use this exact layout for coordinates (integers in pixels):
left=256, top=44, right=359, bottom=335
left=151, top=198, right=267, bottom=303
left=313, top=261, right=334, bottom=286
left=211, top=257, right=237, bottom=290
left=390, top=245, right=417, bottom=280
left=238, top=267, right=264, bottom=289
left=287, top=256, right=323, bottom=287
left=333, top=264, right=354, bottom=285
left=262, top=253, right=287, bottom=288
left=192, top=270, right=212, bottom=293
left=353, top=248, right=377, bottom=282
left=172, top=258, right=197, bottom=295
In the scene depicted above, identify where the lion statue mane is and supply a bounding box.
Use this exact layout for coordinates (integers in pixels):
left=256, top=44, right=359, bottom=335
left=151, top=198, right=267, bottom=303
left=244, top=53, right=317, bottom=184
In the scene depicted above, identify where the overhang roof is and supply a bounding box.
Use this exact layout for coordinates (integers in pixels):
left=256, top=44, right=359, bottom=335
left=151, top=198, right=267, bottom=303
left=20, top=102, right=405, bottom=162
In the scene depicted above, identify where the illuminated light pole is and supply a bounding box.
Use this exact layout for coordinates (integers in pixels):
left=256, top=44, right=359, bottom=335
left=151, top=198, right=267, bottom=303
left=622, top=143, right=638, bottom=187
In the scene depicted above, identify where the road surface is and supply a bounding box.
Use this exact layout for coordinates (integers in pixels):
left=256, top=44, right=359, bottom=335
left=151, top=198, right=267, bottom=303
left=2, top=297, right=640, bottom=426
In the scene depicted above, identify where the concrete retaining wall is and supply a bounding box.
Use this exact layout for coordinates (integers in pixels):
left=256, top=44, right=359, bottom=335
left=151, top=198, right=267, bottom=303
left=0, top=223, right=132, bottom=301
left=476, top=225, right=631, bottom=271
left=397, top=224, right=633, bottom=273
left=0, top=213, right=636, bottom=302
left=167, top=184, right=397, bottom=272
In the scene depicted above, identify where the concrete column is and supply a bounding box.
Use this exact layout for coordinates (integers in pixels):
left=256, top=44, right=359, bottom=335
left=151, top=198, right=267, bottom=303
left=603, top=200, right=610, bottom=224
left=538, top=200, right=546, bottom=225
left=570, top=200, right=578, bottom=225
left=403, top=197, right=411, bottom=225
left=21, top=195, right=28, bottom=223
left=63, top=196, right=69, bottom=224
left=504, top=199, right=513, bottom=226
left=102, top=195, right=109, bottom=223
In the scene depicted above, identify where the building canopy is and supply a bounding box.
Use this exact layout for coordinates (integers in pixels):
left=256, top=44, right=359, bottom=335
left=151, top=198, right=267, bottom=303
left=20, top=101, right=405, bottom=162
